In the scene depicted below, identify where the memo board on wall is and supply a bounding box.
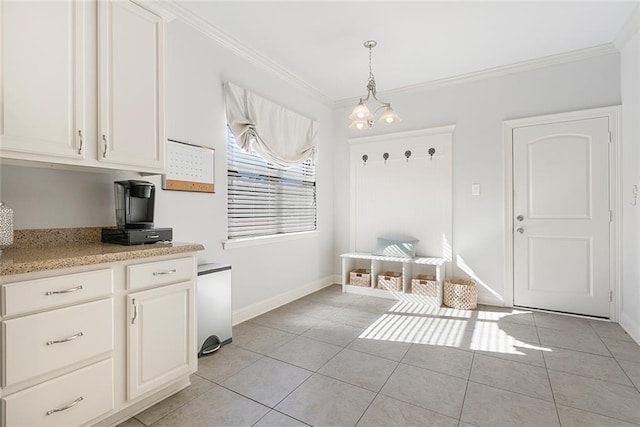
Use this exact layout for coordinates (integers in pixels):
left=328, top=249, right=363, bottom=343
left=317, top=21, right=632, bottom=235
left=162, top=139, right=215, bottom=193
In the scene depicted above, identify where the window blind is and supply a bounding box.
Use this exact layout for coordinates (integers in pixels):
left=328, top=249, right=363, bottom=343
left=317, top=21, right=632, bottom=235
left=227, top=128, right=317, bottom=239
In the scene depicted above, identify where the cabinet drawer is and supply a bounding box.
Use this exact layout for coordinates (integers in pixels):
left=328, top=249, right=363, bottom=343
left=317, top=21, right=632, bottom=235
left=2, top=268, right=113, bottom=317
left=2, top=298, right=114, bottom=388
left=3, top=359, right=114, bottom=427
left=127, top=256, right=194, bottom=290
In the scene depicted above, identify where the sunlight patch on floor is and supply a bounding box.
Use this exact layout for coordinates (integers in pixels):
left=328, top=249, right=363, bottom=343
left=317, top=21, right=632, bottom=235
left=359, top=306, right=551, bottom=355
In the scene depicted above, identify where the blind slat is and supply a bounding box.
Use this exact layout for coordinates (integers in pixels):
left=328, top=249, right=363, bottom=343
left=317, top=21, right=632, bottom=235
left=227, top=127, right=316, bottom=239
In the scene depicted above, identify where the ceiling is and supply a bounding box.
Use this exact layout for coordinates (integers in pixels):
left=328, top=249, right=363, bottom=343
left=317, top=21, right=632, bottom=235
left=176, top=1, right=638, bottom=102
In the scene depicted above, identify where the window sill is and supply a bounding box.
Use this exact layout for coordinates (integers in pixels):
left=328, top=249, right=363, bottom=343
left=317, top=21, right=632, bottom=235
left=222, top=230, right=319, bottom=250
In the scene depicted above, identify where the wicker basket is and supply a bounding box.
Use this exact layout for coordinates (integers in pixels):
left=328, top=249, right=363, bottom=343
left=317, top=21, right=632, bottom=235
left=443, top=278, right=478, bottom=309
left=377, top=271, right=402, bottom=291
left=349, top=268, right=371, bottom=287
left=411, top=274, right=438, bottom=297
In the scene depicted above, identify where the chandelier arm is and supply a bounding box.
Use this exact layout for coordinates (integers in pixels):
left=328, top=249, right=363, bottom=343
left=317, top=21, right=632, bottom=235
left=370, top=90, right=390, bottom=108
left=372, top=104, right=391, bottom=115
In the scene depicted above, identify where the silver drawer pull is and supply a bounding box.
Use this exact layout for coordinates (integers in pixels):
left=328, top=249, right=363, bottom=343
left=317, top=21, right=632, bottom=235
left=46, top=396, right=84, bottom=416
left=46, top=332, right=84, bottom=346
left=45, top=285, right=83, bottom=296
left=153, top=269, right=177, bottom=276
left=146, top=234, right=160, bottom=239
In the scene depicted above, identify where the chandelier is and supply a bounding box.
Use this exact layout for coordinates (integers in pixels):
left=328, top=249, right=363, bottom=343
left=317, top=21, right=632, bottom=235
left=349, top=40, right=401, bottom=130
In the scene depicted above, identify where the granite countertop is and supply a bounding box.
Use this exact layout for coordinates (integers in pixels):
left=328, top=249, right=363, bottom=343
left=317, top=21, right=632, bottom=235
left=0, top=228, right=205, bottom=276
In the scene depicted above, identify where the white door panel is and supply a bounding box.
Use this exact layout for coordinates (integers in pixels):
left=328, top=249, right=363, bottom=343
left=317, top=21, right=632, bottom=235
left=1, top=0, right=84, bottom=159
left=527, top=135, right=592, bottom=219
left=513, top=117, right=610, bottom=317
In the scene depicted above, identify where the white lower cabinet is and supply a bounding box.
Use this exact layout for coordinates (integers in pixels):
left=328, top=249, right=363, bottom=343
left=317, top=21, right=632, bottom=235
left=3, top=359, right=114, bottom=427
left=127, top=281, right=195, bottom=400
left=3, top=298, right=114, bottom=388
left=0, top=253, right=198, bottom=426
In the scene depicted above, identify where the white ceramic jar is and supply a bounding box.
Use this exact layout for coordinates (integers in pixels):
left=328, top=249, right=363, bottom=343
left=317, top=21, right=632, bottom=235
left=0, top=201, right=14, bottom=253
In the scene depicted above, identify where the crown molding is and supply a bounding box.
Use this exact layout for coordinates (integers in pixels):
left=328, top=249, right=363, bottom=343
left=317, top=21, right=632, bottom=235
left=335, top=43, right=619, bottom=109
left=614, top=4, right=640, bottom=50
left=157, top=0, right=334, bottom=108
left=156, top=0, right=625, bottom=112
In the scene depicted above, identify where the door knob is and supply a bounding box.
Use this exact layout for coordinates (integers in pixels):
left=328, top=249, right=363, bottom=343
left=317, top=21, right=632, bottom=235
left=516, top=215, right=524, bottom=222
left=516, top=228, right=524, bottom=234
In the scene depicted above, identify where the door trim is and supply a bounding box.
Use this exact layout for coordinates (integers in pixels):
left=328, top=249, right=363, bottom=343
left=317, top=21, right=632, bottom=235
left=503, top=106, right=621, bottom=321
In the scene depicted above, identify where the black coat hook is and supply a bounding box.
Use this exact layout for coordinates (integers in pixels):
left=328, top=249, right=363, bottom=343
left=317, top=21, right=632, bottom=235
left=362, top=154, right=368, bottom=165
left=405, top=150, right=412, bottom=162
left=428, top=148, right=436, bottom=160
left=383, top=152, right=389, bottom=164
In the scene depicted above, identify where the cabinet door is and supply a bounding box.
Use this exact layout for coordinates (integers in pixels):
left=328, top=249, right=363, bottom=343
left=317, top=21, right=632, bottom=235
left=127, top=281, right=195, bottom=400
left=0, top=0, right=85, bottom=159
left=98, top=0, right=165, bottom=172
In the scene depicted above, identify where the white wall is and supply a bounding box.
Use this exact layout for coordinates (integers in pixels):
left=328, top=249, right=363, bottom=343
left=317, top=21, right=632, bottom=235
left=333, top=53, right=621, bottom=306
left=620, top=8, right=640, bottom=341
left=159, top=20, right=336, bottom=319
left=0, top=19, right=337, bottom=321
left=0, top=165, right=137, bottom=228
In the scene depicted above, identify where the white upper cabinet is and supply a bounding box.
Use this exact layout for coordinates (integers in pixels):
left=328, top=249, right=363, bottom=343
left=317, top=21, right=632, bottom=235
left=0, top=0, right=166, bottom=174
left=0, top=1, right=85, bottom=159
left=98, top=0, right=165, bottom=171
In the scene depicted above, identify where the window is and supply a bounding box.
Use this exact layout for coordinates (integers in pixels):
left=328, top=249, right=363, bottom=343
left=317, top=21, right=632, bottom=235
left=226, top=128, right=317, bottom=240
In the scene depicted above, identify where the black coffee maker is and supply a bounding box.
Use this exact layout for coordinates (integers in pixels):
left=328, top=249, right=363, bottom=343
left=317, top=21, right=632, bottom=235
left=102, top=180, right=172, bottom=245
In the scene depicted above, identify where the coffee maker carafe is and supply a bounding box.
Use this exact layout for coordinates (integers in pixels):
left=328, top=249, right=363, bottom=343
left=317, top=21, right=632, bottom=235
left=102, top=180, right=172, bottom=245
left=114, top=180, right=155, bottom=229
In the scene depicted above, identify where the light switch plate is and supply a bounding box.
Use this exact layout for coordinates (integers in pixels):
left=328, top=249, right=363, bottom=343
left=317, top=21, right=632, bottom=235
left=471, top=183, right=481, bottom=196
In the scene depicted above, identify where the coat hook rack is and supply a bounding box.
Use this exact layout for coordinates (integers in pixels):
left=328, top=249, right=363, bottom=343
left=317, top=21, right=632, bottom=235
left=428, top=147, right=436, bottom=160
left=362, top=154, right=368, bottom=166
left=383, top=152, right=389, bottom=164
left=404, top=150, right=412, bottom=162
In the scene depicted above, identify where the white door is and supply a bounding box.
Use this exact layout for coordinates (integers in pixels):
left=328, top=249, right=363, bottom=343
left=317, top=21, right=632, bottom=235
left=513, top=117, right=611, bottom=317
left=127, top=281, right=195, bottom=400
left=0, top=0, right=84, bottom=159
left=98, top=0, right=165, bottom=171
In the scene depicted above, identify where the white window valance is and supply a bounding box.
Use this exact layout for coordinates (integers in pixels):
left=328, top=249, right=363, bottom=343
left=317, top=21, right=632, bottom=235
left=224, top=81, right=318, bottom=168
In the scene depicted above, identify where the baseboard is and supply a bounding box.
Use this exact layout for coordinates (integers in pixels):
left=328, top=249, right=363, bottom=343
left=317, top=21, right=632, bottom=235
left=477, top=293, right=505, bottom=307
left=620, top=311, right=640, bottom=344
left=232, top=275, right=339, bottom=325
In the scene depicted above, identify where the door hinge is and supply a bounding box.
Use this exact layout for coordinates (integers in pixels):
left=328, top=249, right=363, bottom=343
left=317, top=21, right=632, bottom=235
left=609, top=210, right=613, bottom=222
left=609, top=290, right=613, bottom=302
left=608, top=131, right=613, bottom=144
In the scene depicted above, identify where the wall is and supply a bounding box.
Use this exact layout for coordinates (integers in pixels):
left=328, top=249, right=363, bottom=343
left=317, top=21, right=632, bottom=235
left=333, top=53, right=621, bottom=306
left=620, top=7, right=640, bottom=342
left=0, top=19, right=337, bottom=322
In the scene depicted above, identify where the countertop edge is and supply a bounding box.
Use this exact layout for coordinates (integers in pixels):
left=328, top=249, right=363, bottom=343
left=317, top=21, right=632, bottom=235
left=0, top=243, right=205, bottom=277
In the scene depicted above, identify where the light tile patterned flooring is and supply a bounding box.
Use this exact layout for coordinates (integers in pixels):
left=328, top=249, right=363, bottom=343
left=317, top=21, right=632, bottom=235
left=120, top=284, right=640, bottom=427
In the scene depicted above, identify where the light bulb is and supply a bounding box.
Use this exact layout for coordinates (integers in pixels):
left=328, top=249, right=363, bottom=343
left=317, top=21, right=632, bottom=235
left=378, top=107, right=401, bottom=125
left=349, top=101, right=373, bottom=121
left=349, top=119, right=370, bottom=130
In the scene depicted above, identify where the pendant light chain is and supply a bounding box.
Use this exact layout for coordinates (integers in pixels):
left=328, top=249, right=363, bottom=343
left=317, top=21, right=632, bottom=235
left=368, top=44, right=375, bottom=83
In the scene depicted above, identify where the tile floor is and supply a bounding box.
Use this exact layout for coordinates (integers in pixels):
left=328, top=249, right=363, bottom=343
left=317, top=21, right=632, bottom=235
left=120, top=284, right=640, bottom=427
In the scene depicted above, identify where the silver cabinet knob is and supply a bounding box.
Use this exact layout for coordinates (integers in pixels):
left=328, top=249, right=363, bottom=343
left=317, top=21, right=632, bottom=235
left=516, top=215, right=524, bottom=221
left=516, top=228, right=524, bottom=234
